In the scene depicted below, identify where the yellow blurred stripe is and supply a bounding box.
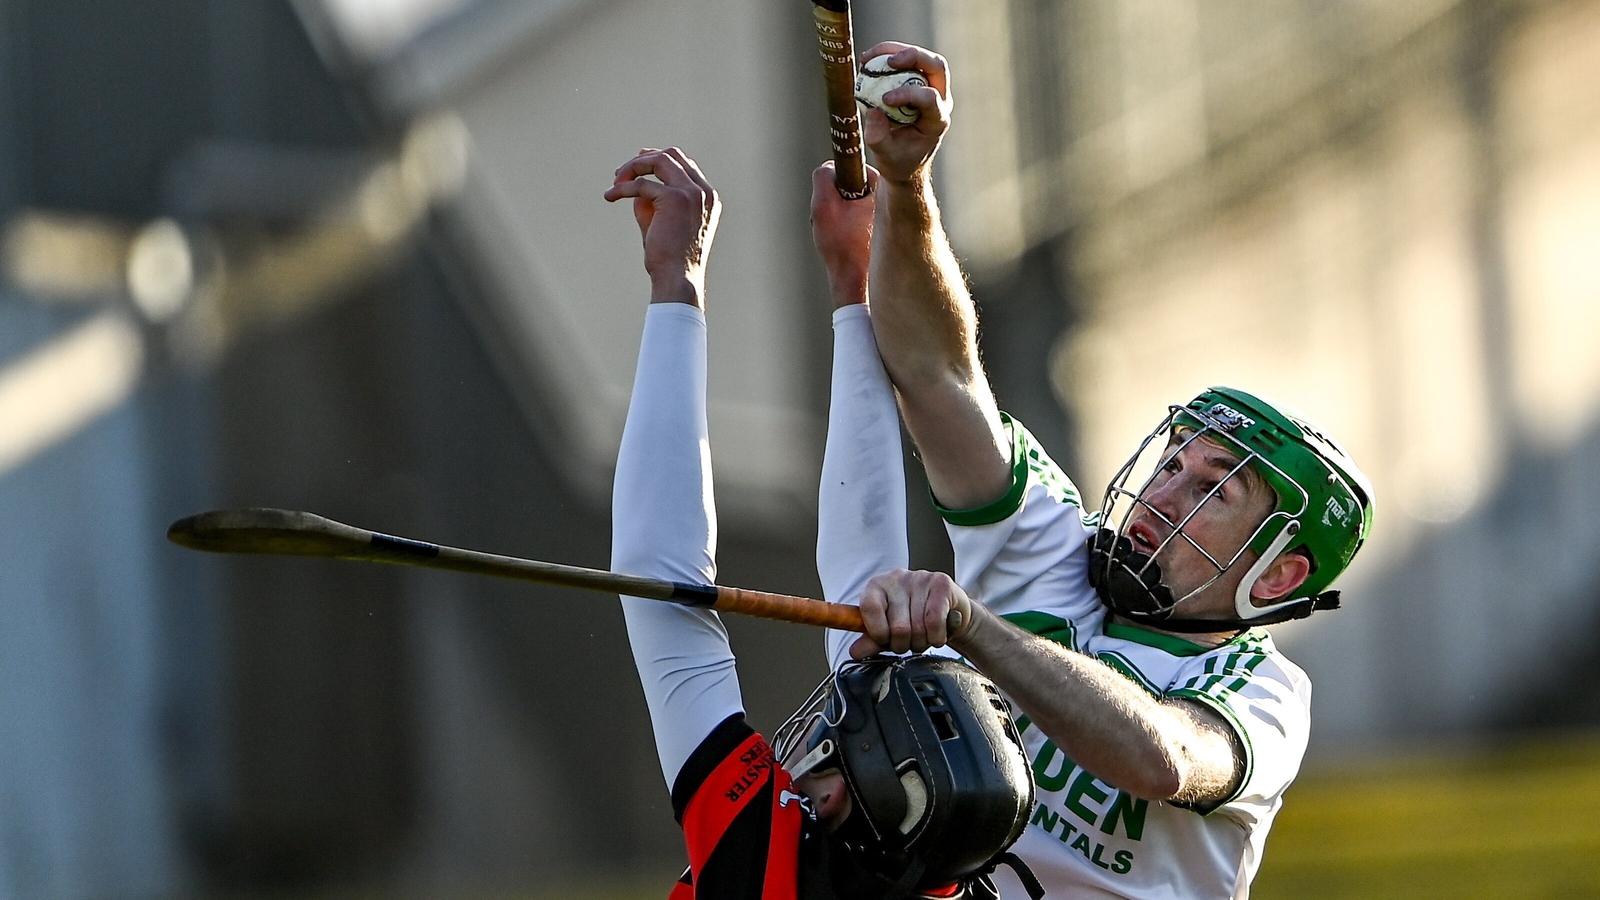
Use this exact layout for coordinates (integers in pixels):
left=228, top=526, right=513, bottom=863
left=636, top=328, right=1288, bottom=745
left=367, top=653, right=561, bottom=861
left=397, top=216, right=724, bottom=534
left=0, top=311, right=143, bottom=476
left=1255, top=731, right=1600, bottom=899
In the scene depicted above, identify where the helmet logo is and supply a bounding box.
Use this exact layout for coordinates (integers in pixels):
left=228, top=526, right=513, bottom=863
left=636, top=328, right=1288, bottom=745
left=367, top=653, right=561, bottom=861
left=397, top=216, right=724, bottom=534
left=1206, top=403, right=1256, bottom=432
left=1322, top=495, right=1356, bottom=527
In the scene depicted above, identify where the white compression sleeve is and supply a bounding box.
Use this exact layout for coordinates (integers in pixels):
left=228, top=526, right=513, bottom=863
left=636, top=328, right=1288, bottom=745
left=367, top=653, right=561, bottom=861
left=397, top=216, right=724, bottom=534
left=818, top=304, right=909, bottom=671
left=612, top=303, right=743, bottom=789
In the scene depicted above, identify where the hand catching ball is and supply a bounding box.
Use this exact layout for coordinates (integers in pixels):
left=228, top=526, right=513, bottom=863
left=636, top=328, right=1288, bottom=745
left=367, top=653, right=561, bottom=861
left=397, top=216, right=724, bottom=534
left=854, top=55, right=928, bottom=125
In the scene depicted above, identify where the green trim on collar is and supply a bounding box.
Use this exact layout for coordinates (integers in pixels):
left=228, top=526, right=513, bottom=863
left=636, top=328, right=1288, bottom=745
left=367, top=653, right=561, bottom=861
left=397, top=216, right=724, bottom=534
left=936, top=413, right=1030, bottom=526
left=1230, top=628, right=1272, bottom=650
left=1103, top=622, right=1273, bottom=657
left=1102, top=622, right=1212, bottom=656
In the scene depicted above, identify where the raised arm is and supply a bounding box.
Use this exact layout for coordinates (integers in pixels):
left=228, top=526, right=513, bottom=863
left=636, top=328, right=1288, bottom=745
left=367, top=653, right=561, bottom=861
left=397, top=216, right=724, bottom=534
left=808, top=162, right=912, bottom=671
left=606, top=148, right=743, bottom=788
left=860, top=42, right=1012, bottom=511
left=849, top=44, right=1249, bottom=805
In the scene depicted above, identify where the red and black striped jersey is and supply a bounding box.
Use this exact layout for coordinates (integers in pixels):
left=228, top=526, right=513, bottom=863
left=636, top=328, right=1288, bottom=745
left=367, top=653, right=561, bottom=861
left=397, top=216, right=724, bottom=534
left=666, top=715, right=975, bottom=900
left=668, top=714, right=819, bottom=900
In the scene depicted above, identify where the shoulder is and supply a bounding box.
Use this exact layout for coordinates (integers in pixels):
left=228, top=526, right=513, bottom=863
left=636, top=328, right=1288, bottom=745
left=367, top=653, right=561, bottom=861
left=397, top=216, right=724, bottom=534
left=1171, top=631, right=1310, bottom=702
left=671, top=714, right=775, bottom=822
left=672, top=714, right=816, bottom=896
left=938, top=413, right=1094, bottom=527
left=1166, top=632, right=1311, bottom=742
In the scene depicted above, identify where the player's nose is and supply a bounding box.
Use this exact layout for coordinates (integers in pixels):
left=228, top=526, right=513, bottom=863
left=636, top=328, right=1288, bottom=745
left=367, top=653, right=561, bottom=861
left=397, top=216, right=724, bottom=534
left=1142, top=470, right=1195, bottom=526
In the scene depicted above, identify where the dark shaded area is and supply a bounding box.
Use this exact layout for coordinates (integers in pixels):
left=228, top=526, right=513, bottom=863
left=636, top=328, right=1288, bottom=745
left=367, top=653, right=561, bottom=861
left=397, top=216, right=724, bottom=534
left=972, top=241, right=1079, bottom=478
left=206, top=283, right=419, bottom=887
left=9, top=0, right=207, bottom=216
left=1494, top=588, right=1600, bottom=728
left=1483, top=430, right=1600, bottom=731
left=1006, top=0, right=1069, bottom=214
left=7, top=0, right=360, bottom=218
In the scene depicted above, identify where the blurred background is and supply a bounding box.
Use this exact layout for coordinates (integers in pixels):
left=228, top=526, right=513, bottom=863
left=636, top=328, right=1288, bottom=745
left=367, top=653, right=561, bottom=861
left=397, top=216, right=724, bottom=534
left=1, top=0, right=1598, bottom=897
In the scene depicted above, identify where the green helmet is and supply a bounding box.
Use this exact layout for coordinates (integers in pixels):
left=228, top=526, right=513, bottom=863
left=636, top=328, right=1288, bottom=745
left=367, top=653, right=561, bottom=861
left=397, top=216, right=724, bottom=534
left=1177, top=387, right=1373, bottom=600
left=1088, top=386, right=1374, bottom=631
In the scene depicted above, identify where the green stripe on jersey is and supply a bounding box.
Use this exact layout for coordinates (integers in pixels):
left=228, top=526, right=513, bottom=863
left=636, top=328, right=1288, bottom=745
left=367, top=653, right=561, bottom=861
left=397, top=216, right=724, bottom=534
left=1179, top=652, right=1270, bottom=699
left=1002, top=611, right=1078, bottom=651
left=937, top=413, right=1084, bottom=526
left=1101, top=622, right=1273, bottom=658
left=1103, top=621, right=1210, bottom=656
left=1005, top=612, right=1166, bottom=695
left=1096, top=651, right=1160, bottom=696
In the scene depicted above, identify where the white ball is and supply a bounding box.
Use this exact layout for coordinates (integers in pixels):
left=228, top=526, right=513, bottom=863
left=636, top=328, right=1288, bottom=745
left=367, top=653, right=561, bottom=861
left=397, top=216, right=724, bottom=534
left=854, top=55, right=928, bottom=125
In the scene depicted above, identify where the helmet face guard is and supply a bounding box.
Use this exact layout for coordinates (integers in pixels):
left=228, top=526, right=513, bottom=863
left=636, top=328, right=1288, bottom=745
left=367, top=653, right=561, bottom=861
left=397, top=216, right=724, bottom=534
left=1090, top=388, right=1372, bottom=632
left=772, top=655, right=1034, bottom=889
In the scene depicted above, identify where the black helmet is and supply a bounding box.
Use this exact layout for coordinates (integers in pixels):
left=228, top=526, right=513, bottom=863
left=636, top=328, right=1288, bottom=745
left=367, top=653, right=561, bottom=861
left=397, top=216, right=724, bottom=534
left=773, top=655, right=1034, bottom=892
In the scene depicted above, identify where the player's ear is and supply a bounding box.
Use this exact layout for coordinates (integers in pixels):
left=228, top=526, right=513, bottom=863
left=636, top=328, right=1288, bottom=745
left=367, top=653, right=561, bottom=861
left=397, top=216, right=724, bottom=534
left=1249, top=551, right=1311, bottom=603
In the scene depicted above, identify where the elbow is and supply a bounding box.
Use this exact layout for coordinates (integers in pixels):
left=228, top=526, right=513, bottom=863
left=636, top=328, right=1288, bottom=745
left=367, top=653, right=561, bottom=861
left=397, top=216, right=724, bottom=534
left=1122, top=735, right=1197, bottom=801
left=609, top=540, right=658, bottom=579
left=1136, top=735, right=1236, bottom=804
left=611, top=547, right=707, bottom=586
left=1152, top=772, right=1186, bottom=802
left=1132, top=758, right=1185, bottom=802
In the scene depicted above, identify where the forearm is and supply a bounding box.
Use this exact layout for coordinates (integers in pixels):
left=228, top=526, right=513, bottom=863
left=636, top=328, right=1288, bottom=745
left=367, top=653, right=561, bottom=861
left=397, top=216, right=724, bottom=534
left=870, top=177, right=1010, bottom=509
left=612, top=303, right=743, bottom=788
left=818, top=305, right=909, bottom=670
left=871, top=177, right=970, bottom=377
left=953, top=610, right=1239, bottom=803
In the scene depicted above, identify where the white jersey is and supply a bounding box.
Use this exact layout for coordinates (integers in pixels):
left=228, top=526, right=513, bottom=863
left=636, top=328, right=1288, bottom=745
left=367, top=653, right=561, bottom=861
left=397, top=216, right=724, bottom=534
left=944, top=415, right=1311, bottom=900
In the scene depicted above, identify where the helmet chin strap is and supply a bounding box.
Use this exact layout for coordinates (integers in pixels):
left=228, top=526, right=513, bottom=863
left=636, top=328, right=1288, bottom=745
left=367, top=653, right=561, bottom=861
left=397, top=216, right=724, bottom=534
left=1094, top=518, right=1344, bottom=630
left=1100, top=519, right=1343, bottom=634
left=1231, top=521, right=1302, bottom=621
left=1127, top=591, right=1340, bottom=633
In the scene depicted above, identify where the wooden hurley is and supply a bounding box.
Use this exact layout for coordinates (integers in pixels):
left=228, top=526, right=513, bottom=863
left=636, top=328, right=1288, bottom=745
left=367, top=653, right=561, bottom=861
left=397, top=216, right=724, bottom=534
left=811, top=0, right=869, bottom=199
left=168, top=508, right=866, bottom=631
